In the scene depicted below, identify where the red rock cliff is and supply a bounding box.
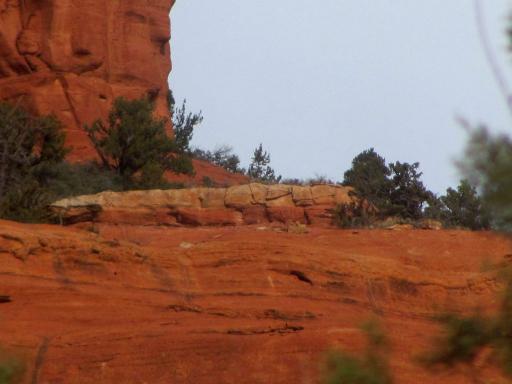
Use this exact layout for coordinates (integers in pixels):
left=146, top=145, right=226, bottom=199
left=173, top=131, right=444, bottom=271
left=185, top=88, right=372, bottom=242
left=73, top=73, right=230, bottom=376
left=0, top=0, right=175, bottom=160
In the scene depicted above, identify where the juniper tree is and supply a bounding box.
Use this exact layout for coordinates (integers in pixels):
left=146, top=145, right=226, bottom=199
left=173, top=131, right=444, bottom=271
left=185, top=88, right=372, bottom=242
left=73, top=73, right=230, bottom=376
left=343, top=148, right=392, bottom=211
left=247, top=143, right=281, bottom=183
left=388, top=161, right=431, bottom=220
left=168, top=90, right=203, bottom=154
left=85, top=96, right=194, bottom=187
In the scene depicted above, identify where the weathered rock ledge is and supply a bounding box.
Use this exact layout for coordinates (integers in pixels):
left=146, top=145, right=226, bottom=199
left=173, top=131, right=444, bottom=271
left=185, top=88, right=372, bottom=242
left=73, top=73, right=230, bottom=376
left=50, top=184, right=355, bottom=226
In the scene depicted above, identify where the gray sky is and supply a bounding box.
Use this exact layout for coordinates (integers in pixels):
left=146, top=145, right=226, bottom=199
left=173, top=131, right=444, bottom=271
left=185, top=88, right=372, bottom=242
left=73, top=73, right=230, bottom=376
left=170, top=1, right=512, bottom=193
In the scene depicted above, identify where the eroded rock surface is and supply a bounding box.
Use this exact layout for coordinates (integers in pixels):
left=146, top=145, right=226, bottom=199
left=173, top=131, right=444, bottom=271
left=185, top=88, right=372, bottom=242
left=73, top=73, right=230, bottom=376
left=0, top=220, right=509, bottom=383
left=50, top=184, right=356, bottom=226
left=0, top=0, right=175, bottom=159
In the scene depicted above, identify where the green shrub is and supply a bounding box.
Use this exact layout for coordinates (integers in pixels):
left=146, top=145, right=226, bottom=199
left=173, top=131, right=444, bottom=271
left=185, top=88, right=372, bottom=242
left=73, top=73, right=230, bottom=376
left=333, top=202, right=374, bottom=229
left=424, top=271, right=512, bottom=379
left=439, top=179, right=490, bottom=230
left=425, top=314, right=490, bottom=367
left=461, top=128, right=512, bottom=230
left=387, top=161, right=430, bottom=220
left=247, top=143, right=281, bottom=183
left=168, top=90, right=203, bottom=154
left=168, top=153, right=195, bottom=176
left=41, top=162, right=125, bottom=197
left=343, top=150, right=432, bottom=220
left=0, top=179, right=51, bottom=223
left=343, top=148, right=392, bottom=211
left=202, top=176, right=215, bottom=187
left=0, top=99, right=188, bottom=223
left=85, top=97, right=193, bottom=188
left=0, top=101, right=68, bottom=222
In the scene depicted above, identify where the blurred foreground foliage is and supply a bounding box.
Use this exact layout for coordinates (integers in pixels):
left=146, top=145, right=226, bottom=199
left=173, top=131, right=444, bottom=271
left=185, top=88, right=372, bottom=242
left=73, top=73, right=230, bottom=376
left=423, top=270, right=512, bottom=381
left=321, top=320, right=393, bottom=384
left=461, top=127, right=512, bottom=231
left=0, top=348, right=24, bottom=384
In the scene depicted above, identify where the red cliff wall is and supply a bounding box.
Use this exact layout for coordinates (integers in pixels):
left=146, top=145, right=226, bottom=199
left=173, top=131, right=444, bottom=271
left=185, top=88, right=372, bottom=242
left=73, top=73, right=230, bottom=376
left=0, top=0, right=175, bottom=160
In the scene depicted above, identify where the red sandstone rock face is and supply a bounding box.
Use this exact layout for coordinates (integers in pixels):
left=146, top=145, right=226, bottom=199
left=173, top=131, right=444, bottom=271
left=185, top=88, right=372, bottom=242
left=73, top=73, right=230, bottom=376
left=0, top=220, right=509, bottom=383
left=0, top=0, right=175, bottom=160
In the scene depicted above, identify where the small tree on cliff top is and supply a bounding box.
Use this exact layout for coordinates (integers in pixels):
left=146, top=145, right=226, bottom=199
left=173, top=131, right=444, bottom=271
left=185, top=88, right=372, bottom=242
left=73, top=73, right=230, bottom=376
left=168, top=90, right=203, bottom=154
left=388, top=161, right=431, bottom=220
left=343, top=148, right=392, bottom=210
left=440, top=179, right=490, bottom=230
left=247, top=143, right=281, bottom=183
left=85, top=97, right=193, bottom=187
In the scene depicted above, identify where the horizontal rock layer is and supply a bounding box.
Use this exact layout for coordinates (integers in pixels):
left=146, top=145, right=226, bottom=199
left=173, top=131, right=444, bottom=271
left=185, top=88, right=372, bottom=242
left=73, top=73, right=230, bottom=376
left=50, top=184, right=356, bottom=226
left=0, top=220, right=507, bottom=383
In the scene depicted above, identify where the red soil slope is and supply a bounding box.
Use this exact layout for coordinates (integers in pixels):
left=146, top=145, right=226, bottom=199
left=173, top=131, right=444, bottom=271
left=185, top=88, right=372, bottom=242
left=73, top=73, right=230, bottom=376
left=165, top=159, right=249, bottom=186
left=0, top=220, right=510, bottom=383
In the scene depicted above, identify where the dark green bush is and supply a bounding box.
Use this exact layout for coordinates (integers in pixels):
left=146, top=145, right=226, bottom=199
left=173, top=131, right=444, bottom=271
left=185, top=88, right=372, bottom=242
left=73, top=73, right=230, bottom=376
left=168, top=153, right=195, bottom=176
left=343, top=148, right=392, bottom=211
left=342, top=149, right=432, bottom=224
left=85, top=96, right=193, bottom=188
left=342, top=149, right=490, bottom=229
left=387, top=161, right=430, bottom=220
left=424, top=271, right=512, bottom=379
left=168, top=90, right=203, bottom=154
left=440, top=179, right=490, bottom=230
left=247, top=143, right=281, bottom=183
left=0, top=101, right=68, bottom=222
left=424, top=314, right=491, bottom=367
left=333, top=202, right=374, bottom=229
left=461, top=127, right=512, bottom=230
left=202, top=176, right=215, bottom=187
left=0, top=99, right=187, bottom=223
left=41, top=162, right=124, bottom=197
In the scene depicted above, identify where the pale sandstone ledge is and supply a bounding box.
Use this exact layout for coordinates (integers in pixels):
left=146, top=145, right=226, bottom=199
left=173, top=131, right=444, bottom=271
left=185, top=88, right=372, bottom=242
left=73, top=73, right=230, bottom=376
left=50, top=184, right=356, bottom=227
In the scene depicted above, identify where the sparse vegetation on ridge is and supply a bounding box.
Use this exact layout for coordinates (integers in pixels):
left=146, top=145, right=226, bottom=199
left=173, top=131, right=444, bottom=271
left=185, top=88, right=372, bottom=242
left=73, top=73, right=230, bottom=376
left=247, top=143, right=281, bottom=183
left=0, top=98, right=494, bottom=229
left=0, top=97, right=190, bottom=222
left=337, top=148, right=490, bottom=230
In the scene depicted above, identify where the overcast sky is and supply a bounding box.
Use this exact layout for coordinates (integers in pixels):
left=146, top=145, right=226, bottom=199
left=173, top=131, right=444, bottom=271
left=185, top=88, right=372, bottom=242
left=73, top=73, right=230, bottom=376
left=170, top=1, right=512, bottom=193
